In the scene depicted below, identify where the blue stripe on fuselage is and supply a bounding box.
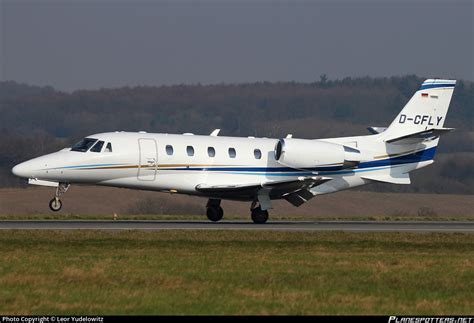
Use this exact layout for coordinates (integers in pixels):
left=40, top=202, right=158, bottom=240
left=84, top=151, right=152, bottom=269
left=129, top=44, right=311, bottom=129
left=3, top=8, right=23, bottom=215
left=163, top=146, right=437, bottom=175
left=356, top=146, right=436, bottom=169
left=178, top=165, right=344, bottom=172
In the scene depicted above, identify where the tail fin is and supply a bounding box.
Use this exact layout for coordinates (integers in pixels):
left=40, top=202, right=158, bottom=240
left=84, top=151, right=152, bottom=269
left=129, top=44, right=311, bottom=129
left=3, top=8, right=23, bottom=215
left=381, top=79, right=456, bottom=143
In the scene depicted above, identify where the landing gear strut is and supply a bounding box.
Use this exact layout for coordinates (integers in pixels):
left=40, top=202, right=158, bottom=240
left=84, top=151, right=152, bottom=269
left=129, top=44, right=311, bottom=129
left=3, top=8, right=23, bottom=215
left=206, top=199, right=223, bottom=222
left=250, top=200, right=269, bottom=224
left=49, top=183, right=70, bottom=212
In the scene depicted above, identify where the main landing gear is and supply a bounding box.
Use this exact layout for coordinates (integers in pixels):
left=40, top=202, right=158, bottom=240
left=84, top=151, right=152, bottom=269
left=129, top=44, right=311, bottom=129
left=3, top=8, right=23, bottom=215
left=206, top=199, right=224, bottom=222
left=48, top=183, right=70, bottom=212
left=205, top=199, right=270, bottom=224
left=251, top=206, right=269, bottom=224
left=250, top=200, right=269, bottom=224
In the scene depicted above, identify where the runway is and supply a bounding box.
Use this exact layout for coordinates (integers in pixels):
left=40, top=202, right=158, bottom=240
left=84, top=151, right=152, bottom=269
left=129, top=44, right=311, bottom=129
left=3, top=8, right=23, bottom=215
left=0, top=220, right=473, bottom=232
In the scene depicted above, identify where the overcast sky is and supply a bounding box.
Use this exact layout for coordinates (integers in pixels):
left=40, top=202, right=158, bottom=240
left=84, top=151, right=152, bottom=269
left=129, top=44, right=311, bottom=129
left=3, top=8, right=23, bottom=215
left=1, top=0, right=472, bottom=91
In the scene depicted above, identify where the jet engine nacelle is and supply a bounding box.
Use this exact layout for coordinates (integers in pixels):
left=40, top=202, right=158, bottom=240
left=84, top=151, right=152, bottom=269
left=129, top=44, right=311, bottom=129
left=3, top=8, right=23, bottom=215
left=274, top=138, right=362, bottom=169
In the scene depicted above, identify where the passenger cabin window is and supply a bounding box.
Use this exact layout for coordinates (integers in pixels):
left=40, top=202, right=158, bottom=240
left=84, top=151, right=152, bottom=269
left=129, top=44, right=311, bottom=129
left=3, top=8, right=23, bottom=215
left=71, top=138, right=97, bottom=152
left=187, top=146, right=194, bottom=156
left=166, top=145, right=174, bottom=156
left=90, top=140, right=104, bottom=153
left=254, top=149, right=262, bottom=159
left=208, top=147, right=215, bottom=157
left=228, top=148, right=236, bottom=158
left=105, top=143, right=112, bottom=152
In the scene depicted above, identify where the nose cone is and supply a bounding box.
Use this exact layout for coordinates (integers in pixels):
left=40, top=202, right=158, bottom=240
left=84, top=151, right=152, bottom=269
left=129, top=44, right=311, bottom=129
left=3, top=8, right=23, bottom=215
left=12, top=161, right=33, bottom=178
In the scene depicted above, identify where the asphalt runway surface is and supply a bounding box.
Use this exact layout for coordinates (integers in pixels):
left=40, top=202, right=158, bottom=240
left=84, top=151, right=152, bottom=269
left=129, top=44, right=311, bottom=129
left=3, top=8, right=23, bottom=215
left=0, top=220, right=473, bottom=232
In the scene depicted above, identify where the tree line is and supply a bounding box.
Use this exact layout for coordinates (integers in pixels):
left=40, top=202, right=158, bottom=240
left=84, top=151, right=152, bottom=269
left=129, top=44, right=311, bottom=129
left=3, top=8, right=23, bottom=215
left=0, top=75, right=472, bottom=193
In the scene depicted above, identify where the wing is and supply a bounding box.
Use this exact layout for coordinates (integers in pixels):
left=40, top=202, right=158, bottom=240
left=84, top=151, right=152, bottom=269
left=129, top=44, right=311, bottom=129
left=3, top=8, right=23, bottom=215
left=195, top=176, right=331, bottom=206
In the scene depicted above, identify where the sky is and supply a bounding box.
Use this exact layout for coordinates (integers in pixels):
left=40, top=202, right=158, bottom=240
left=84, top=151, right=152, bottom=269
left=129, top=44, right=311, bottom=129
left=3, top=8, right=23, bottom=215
left=1, top=0, right=473, bottom=91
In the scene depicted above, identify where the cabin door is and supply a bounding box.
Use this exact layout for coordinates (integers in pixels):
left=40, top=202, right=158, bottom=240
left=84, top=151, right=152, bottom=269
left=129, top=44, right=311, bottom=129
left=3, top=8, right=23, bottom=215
left=138, top=138, right=157, bottom=181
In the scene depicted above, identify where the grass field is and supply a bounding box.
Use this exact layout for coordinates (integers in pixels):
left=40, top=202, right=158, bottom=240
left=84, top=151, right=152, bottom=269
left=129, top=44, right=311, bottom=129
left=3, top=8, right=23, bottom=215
left=0, top=230, right=473, bottom=315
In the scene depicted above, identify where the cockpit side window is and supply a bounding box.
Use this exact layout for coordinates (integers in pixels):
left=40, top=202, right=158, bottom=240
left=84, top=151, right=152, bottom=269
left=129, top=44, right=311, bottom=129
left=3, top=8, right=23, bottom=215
left=90, top=141, right=105, bottom=153
left=105, top=142, right=113, bottom=152
left=71, top=138, right=98, bottom=152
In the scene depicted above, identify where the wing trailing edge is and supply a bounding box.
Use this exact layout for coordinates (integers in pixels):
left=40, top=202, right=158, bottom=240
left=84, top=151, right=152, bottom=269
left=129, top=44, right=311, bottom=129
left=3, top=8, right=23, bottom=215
left=195, top=176, right=331, bottom=203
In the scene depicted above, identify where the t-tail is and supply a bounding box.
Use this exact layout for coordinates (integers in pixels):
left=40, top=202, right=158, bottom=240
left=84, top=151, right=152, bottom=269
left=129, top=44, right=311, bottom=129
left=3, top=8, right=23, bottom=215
left=380, top=79, right=456, bottom=145
left=359, top=79, right=456, bottom=186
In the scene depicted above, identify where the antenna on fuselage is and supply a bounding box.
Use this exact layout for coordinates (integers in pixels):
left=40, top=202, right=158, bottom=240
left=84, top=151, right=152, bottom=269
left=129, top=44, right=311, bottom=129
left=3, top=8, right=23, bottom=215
left=210, top=129, right=221, bottom=136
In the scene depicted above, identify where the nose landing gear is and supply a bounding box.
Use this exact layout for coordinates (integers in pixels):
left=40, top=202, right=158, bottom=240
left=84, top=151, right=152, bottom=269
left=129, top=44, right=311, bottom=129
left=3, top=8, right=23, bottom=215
left=49, top=183, right=70, bottom=212
left=49, top=197, right=62, bottom=212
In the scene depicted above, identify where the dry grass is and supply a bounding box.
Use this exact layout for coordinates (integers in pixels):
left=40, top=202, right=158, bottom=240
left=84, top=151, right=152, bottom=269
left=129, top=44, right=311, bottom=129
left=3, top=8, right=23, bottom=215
left=0, top=230, right=472, bottom=315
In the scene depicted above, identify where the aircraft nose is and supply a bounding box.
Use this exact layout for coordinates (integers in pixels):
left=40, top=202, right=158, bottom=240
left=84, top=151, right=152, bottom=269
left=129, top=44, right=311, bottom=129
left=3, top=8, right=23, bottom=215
left=12, top=161, right=33, bottom=178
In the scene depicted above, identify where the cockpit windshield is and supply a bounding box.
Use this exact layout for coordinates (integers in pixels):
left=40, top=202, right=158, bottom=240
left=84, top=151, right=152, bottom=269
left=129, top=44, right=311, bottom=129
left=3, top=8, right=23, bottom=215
left=90, top=140, right=104, bottom=153
left=71, top=138, right=98, bottom=152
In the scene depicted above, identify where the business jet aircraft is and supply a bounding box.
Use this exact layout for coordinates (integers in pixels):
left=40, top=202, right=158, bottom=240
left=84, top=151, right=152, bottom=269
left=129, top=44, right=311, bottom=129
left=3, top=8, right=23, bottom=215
left=12, top=79, right=456, bottom=223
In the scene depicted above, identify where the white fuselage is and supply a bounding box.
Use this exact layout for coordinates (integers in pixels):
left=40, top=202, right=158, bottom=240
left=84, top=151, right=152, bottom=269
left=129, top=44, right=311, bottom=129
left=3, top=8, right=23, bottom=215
left=11, top=130, right=436, bottom=201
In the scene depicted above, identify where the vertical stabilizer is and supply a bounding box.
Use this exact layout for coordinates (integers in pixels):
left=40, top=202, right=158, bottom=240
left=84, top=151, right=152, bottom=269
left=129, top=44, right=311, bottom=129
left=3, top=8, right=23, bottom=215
left=381, top=79, right=456, bottom=142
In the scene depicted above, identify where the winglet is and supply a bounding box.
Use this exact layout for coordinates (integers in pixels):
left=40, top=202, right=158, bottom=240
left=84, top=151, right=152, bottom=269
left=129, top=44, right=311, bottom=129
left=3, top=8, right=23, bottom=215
left=210, top=129, right=220, bottom=136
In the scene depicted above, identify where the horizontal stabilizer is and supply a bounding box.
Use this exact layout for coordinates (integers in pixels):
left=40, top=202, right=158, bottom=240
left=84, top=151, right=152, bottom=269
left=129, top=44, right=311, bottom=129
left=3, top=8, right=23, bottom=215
left=361, top=172, right=411, bottom=185
left=385, top=127, right=454, bottom=144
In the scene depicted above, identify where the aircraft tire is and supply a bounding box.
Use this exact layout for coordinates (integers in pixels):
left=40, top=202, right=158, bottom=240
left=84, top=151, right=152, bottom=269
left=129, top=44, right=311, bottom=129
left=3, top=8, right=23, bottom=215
left=49, top=198, right=62, bottom=212
left=206, top=206, right=224, bottom=222
left=251, top=207, right=268, bottom=224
